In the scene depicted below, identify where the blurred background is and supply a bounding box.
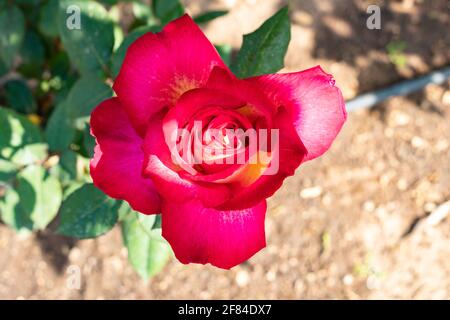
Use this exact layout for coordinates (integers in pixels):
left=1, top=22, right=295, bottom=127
left=0, top=0, right=449, bottom=299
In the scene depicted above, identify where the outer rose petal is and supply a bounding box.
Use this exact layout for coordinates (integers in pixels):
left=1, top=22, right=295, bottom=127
left=114, top=14, right=228, bottom=136
left=90, top=98, right=161, bottom=215
left=247, top=66, right=347, bottom=161
left=162, top=200, right=267, bottom=269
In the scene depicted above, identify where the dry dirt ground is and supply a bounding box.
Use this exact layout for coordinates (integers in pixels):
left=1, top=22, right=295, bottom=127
left=0, top=0, right=449, bottom=299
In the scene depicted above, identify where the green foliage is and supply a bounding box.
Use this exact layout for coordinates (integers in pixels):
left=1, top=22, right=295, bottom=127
left=45, top=101, right=77, bottom=152
left=49, top=150, right=90, bottom=187
left=132, top=1, right=158, bottom=27
left=0, top=108, right=47, bottom=166
left=38, top=0, right=60, bottom=38
left=45, top=75, right=112, bottom=153
left=386, top=41, right=408, bottom=69
left=121, top=210, right=172, bottom=280
left=80, top=125, right=95, bottom=158
left=0, top=164, right=62, bottom=232
left=58, top=183, right=120, bottom=239
left=4, top=80, right=37, bottom=114
left=0, top=59, right=7, bottom=77
left=231, top=6, right=291, bottom=78
left=0, top=159, right=17, bottom=182
left=58, top=0, right=115, bottom=76
left=0, top=5, right=25, bottom=69
left=18, top=31, right=46, bottom=78
left=65, top=75, right=113, bottom=129
left=152, top=0, right=184, bottom=26
left=194, top=10, right=228, bottom=24
left=215, top=44, right=233, bottom=67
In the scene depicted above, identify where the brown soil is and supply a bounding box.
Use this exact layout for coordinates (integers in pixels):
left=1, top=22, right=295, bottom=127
left=1, top=0, right=449, bottom=299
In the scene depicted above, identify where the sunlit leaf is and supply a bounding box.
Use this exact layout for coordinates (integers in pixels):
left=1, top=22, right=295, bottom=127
left=49, top=150, right=78, bottom=186
left=0, top=164, right=62, bottom=232
left=0, top=108, right=47, bottom=166
left=231, top=6, right=290, bottom=78
left=58, top=0, right=115, bottom=75
left=132, top=1, right=157, bottom=26
left=122, top=211, right=172, bottom=280
left=0, top=159, right=17, bottom=182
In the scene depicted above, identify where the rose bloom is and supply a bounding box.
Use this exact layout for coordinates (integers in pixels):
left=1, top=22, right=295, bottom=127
left=90, top=15, right=346, bottom=269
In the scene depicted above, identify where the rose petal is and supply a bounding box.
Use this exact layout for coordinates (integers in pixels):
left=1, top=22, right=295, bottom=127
left=142, top=112, right=232, bottom=207
left=206, top=66, right=277, bottom=121
left=90, top=98, right=161, bottom=214
left=217, top=108, right=307, bottom=210
left=113, top=15, right=228, bottom=136
left=162, top=199, right=267, bottom=269
left=162, top=88, right=248, bottom=179
left=247, top=65, right=347, bottom=161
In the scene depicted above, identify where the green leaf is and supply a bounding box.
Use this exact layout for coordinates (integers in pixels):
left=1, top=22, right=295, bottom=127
left=113, top=23, right=124, bottom=52
left=38, top=0, right=60, bottom=38
left=0, top=58, right=7, bottom=77
left=0, top=108, right=47, bottom=166
left=49, top=51, right=72, bottom=80
left=18, top=30, right=46, bottom=78
left=231, top=6, right=291, bottom=78
left=98, top=0, right=119, bottom=5
left=66, top=75, right=113, bottom=129
left=47, top=52, right=78, bottom=104
left=0, top=5, right=25, bottom=68
left=17, top=1, right=40, bottom=26
left=4, top=80, right=37, bottom=114
left=137, top=214, right=156, bottom=236
left=152, top=0, right=184, bottom=25
left=82, top=124, right=95, bottom=158
left=117, top=200, right=132, bottom=221
left=0, top=164, right=62, bottom=232
left=48, top=75, right=113, bottom=152
left=58, top=183, right=120, bottom=239
left=59, top=150, right=78, bottom=178
left=49, top=150, right=78, bottom=186
left=122, top=212, right=171, bottom=280
left=132, top=2, right=157, bottom=26
left=14, top=0, right=41, bottom=7
left=0, top=159, right=17, bottom=182
left=215, top=44, right=233, bottom=67
left=58, top=0, right=115, bottom=75
left=193, top=10, right=228, bottom=24
left=45, top=101, right=76, bottom=152
left=62, top=181, right=84, bottom=199
left=111, top=25, right=158, bottom=77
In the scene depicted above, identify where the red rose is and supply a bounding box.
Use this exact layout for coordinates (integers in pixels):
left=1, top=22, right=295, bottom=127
left=90, top=15, right=346, bottom=269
